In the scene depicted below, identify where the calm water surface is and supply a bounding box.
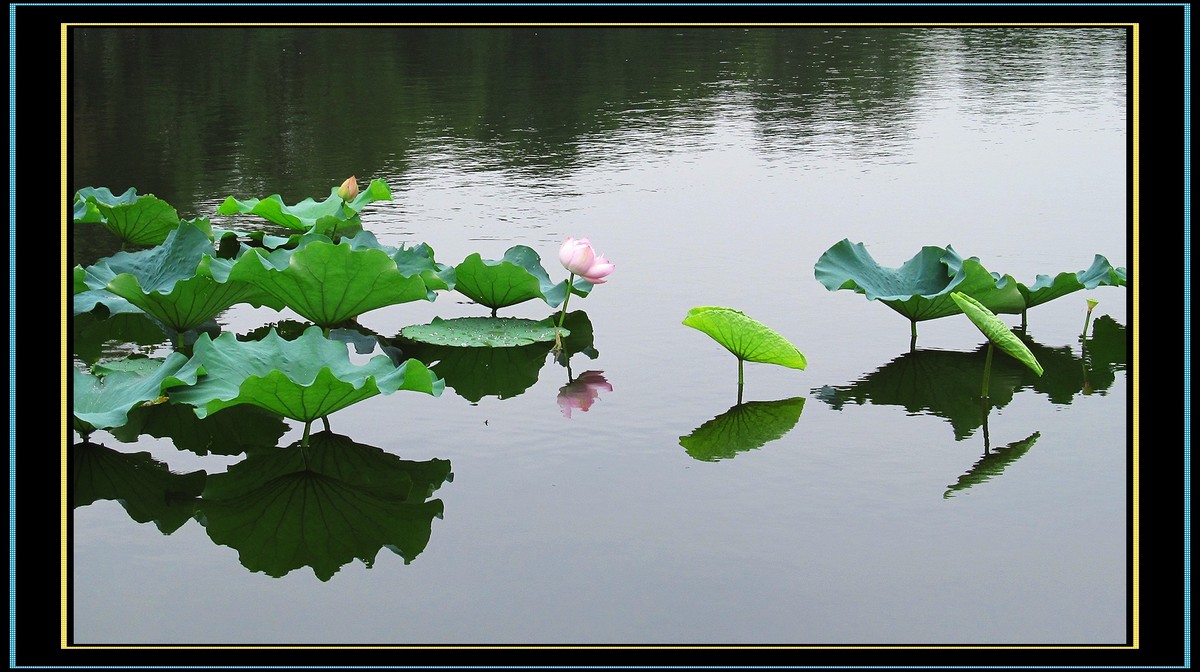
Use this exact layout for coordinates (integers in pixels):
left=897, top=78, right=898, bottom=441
left=70, top=26, right=1129, bottom=645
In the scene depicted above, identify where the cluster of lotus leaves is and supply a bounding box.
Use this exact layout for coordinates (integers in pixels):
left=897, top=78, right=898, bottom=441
left=813, top=239, right=1126, bottom=323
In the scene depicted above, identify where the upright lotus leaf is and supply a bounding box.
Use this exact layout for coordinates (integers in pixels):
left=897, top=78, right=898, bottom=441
left=401, top=316, right=565, bottom=347
left=228, top=233, right=440, bottom=328
left=217, top=178, right=392, bottom=232
left=74, top=186, right=184, bottom=247
left=682, top=307, right=807, bottom=382
left=73, top=441, right=206, bottom=534
left=813, top=240, right=1025, bottom=332
left=98, top=221, right=285, bottom=333
left=109, top=404, right=290, bottom=456
left=73, top=263, right=142, bottom=317
left=1014, top=254, right=1128, bottom=311
left=167, top=326, right=444, bottom=425
left=679, top=397, right=806, bottom=462
left=72, top=352, right=199, bottom=435
left=452, top=245, right=589, bottom=312
left=196, top=431, right=450, bottom=580
left=944, top=432, right=1041, bottom=498
left=950, top=292, right=1043, bottom=376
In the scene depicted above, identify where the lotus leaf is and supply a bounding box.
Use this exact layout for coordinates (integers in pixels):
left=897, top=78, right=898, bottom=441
left=452, top=245, right=590, bottom=311
left=73, top=311, right=170, bottom=365
left=94, top=221, right=285, bottom=332
left=228, top=233, right=442, bottom=328
left=400, top=316, right=566, bottom=347
left=679, top=397, right=806, bottom=462
left=944, top=432, right=1040, bottom=498
left=110, top=404, right=290, bottom=456
left=168, top=326, right=444, bottom=422
left=1013, top=254, right=1128, bottom=310
left=74, top=186, right=186, bottom=247
left=196, top=431, right=450, bottom=580
left=72, top=352, right=199, bottom=434
left=217, top=178, right=392, bottom=232
left=344, top=230, right=456, bottom=293
left=73, top=441, right=206, bottom=534
left=950, top=292, right=1043, bottom=376
left=814, top=240, right=1026, bottom=327
left=399, top=340, right=552, bottom=402
left=73, top=264, right=143, bottom=317
left=682, top=306, right=807, bottom=370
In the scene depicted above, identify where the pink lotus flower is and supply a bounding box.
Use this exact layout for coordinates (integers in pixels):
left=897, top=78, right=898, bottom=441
left=557, top=370, right=612, bottom=418
left=337, top=176, right=359, bottom=201
left=559, top=237, right=615, bottom=284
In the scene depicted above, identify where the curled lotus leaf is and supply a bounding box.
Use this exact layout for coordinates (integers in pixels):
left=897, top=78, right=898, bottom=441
left=74, top=187, right=193, bottom=247
left=217, top=178, right=392, bottom=232
left=1013, top=254, right=1128, bottom=310
left=168, top=326, right=444, bottom=422
left=94, top=221, right=284, bottom=332
left=950, top=292, right=1043, bottom=376
left=73, top=352, right=199, bottom=434
left=400, top=316, right=565, bottom=348
left=813, top=239, right=1025, bottom=322
left=682, top=306, right=807, bottom=369
left=452, top=245, right=590, bottom=311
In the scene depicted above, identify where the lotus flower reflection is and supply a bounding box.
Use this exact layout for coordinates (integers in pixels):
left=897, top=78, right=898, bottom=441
left=557, top=370, right=612, bottom=418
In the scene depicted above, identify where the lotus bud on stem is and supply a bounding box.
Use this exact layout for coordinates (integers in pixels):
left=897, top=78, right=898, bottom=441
left=1082, top=298, right=1099, bottom=340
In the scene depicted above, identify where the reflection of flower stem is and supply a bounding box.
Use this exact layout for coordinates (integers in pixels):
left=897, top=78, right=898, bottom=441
left=980, top=341, right=995, bottom=399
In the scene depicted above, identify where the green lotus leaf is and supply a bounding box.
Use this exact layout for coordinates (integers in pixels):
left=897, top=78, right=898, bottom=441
left=944, top=432, right=1041, bottom=498
left=74, top=186, right=185, bottom=247
left=73, top=441, right=206, bottom=534
left=217, top=178, right=392, bottom=232
left=950, top=292, right=1043, bottom=376
left=228, top=233, right=441, bottom=328
left=196, top=431, right=450, bottom=580
left=109, top=404, right=290, bottom=456
left=72, top=352, right=199, bottom=434
left=167, top=326, right=443, bottom=422
left=1015, top=254, right=1128, bottom=310
left=452, top=245, right=588, bottom=311
left=681, top=306, right=807, bottom=369
left=814, top=239, right=1026, bottom=323
left=400, top=316, right=566, bottom=347
left=96, top=221, right=284, bottom=332
left=73, top=263, right=144, bottom=317
left=398, top=339, right=552, bottom=402
left=679, top=397, right=806, bottom=462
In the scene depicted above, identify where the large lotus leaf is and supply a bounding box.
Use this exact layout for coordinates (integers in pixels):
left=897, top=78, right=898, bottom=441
left=74, top=186, right=185, bottom=246
left=944, top=432, right=1040, bottom=498
left=351, top=231, right=457, bottom=294
left=950, top=292, right=1043, bottom=376
left=167, top=326, right=443, bottom=421
left=73, top=441, right=206, bottom=534
left=73, top=263, right=142, bottom=317
left=398, top=338, right=552, bottom=402
left=814, top=240, right=1025, bottom=321
left=73, top=311, right=169, bottom=364
left=228, top=233, right=438, bottom=328
left=1015, top=254, right=1128, bottom=310
left=196, top=431, right=449, bottom=580
left=109, top=404, right=290, bottom=456
left=400, top=316, right=565, bottom=347
left=679, top=397, right=806, bottom=462
left=72, top=352, right=199, bottom=433
left=452, top=245, right=587, bottom=311
left=681, top=306, right=807, bottom=369
left=217, top=178, right=392, bottom=232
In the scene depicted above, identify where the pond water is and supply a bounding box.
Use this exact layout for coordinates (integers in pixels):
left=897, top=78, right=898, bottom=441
left=69, top=26, right=1131, bottom=646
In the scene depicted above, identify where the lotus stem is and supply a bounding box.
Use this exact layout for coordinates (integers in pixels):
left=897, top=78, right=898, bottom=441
left=981, top=341, right=995, bottom=399
left=301, top=419, right=312, bottom=452
left=910, top=319, right=917, bottom=340
left=321, top=416, right=331, bottom=432
left=1021, top=309, right=1027, bottom=331
left=1081, top=299, right=1098, bottom=340
left=553, top=273, right=574, bottom=351
left=738, top=358, right=744, bottom=387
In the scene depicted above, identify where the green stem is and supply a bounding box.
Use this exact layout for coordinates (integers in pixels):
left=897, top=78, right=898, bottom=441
left=1081, top=308, right=1095, bottom=340
left=557, top=273, right=575, bottom=331
left=738, top=358, right=744, bottom=387
left=910, top=319, right=917, bottom=340
left=981, top=342, right=995, bottom=399
left=301, top=419, right=312, bottom=451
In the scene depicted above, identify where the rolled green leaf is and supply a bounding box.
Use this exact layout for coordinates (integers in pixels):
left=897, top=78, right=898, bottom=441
left=682, top=306, right=806, bottom=370
left=949, top=292, right=1043, bottom=376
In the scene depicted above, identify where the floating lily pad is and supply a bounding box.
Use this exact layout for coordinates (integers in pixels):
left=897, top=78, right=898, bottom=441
left=401, top=316, right=566, bottom=348
left=682, top=306, right=807, bottom=370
